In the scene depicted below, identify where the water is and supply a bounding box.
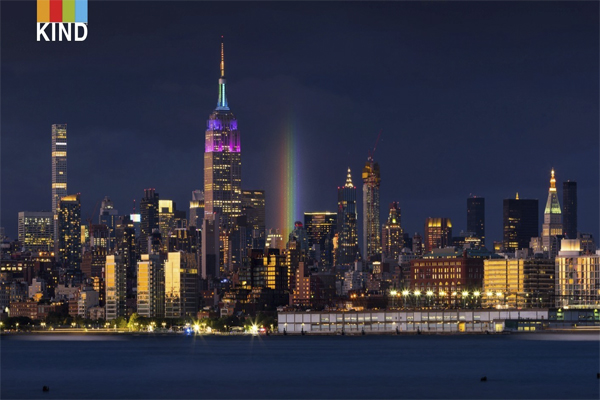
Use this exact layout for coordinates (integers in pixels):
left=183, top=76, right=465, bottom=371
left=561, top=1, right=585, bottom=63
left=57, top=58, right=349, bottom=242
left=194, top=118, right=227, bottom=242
left=1, top=333, right=598, bottom=399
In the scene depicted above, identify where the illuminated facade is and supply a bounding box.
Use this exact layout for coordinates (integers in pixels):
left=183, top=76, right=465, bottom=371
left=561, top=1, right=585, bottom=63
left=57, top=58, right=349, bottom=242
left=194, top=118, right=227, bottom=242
left=562, top=181, right=577, bottom=239
left=51, top=124, right=67, bottom=246
left=381, top=202, right=403, bottom=261
left=164, top=251, right=199, bottom=318
left=105, top=254, right=127, bottom=320
left=304, top=211, right=337, bottom=266
left=362, top=158, right=381, bottom=259
left=503, top=195, right=538, bottom=253
left=140, top=189, right=159, bottom=254
left=158, top=199, right=175, bottom=252
left=204, top=40, right=242, bottom=230
left=542, top=169, right=563, bottom=258
left=337, top=168, right=359, bottom=265
left=555, top=239, right=600, bottom=308
left=17, top=211, right=54, bottom=253
left=137, top=253, right=164, bottom=318
left=57, top=194, right=81, bottom=270
left=410, top=248, right=485, bottom=300
left=424, top=218, right=452, bottom=253
left=189, top=190, right=204, bottom=228
left=466, top=197, right=485, bottom=245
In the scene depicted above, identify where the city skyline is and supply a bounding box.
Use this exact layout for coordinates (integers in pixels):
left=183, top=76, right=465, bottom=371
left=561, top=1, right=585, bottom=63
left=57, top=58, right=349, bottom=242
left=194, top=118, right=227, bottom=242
left=1, top=2, right=598, bottom=247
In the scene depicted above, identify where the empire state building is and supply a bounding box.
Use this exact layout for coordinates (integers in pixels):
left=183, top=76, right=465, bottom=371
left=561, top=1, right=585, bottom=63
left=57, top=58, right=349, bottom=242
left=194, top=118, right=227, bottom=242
left=204, top=40, right=242, bottom=229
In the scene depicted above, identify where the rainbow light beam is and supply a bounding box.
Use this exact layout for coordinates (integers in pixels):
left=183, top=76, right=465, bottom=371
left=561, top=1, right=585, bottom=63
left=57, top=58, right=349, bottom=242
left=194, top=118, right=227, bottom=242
left=278, top=119, right=301, bottom=241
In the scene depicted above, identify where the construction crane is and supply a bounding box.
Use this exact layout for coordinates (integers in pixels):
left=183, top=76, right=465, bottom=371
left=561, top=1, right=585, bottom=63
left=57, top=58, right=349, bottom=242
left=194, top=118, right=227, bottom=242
left=367, top=129, right=383, bottom=161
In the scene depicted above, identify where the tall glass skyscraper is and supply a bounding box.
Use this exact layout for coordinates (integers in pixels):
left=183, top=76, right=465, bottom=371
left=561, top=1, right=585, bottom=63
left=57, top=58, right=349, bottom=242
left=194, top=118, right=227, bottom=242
left=51, top=124, right=67, bottom=247
left=204, top=40, right=242, bottom=230
left=362, top=157, right=381, bottom=260
left=337, top=168, right=359, bottom=265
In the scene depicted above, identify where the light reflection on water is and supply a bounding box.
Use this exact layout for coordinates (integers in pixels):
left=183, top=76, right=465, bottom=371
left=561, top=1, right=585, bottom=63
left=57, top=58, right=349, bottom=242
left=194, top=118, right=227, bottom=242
left=1, top=334, right=598, bottom=399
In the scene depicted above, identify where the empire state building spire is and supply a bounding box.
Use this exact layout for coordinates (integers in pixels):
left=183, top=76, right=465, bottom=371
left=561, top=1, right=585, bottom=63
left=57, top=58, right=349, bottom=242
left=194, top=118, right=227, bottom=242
left=216, top=36, right=229, bottom=111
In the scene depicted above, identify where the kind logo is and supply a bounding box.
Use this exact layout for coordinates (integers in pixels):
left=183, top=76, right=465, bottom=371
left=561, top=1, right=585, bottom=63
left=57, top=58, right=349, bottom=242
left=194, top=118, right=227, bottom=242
left=37, top=0, right=88, bottom=42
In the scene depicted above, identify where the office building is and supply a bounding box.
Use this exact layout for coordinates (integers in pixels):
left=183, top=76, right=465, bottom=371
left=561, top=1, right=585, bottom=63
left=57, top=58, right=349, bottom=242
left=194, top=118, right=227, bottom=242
left=51, top=124, right=67, bottom=246
left=555, top=239, right=600, bottom=308
left=362, top=158, right=381, bottom=259
left=381, top=202, right=403, bottom=260
left=140, top=189, right=159, bottom=254
left=164, top=251, right=199, bottom=318
left=304, top=212, right=337, bottom=267
left=562, top=181, right=577, bottom=239
left=503, top=195, right=538, bottom=253
left=189, top=190, right=204, bottom=228
left=483, top=257, right=555, bottom=309
left=115, top=215, right=137, bottom=298
left=57, top=194, right=81, bottom=270
left=204, top=40, right=242, bottom=230
left=242, top=190, right=266, bottom=250
left=410, top=248, right=486, bottom=301
left=98, top=196, right=119, bottom=251
left=337, top=168, right=359, bottom=265
left=17, top=211, right=54, bottom=253
left=424, top=218, right=452, bottom=253
left=201, top=213, right=220, bottom=279
left=542, top=169, right=563, bottom=258
left=466, top=196, right=485, bottom=245
left=105, top=254, right=127, bottom=320
left=137, top=253, right=164, bottom=318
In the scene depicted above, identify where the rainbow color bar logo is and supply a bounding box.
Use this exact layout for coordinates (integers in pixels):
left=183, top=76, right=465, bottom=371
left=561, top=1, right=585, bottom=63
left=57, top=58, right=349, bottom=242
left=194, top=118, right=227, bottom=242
left=37, top=0, right=88, bottom=41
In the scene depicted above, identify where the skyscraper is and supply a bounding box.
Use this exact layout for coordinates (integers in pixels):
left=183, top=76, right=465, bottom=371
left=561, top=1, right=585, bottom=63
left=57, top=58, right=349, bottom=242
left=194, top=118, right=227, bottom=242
left=337, top=168, right=359, bottom=265
left=189, top=190, right=204, bottom=228
left=204, top=39, right=242, bottom=230
left=466, top=196, right=485, bottom=245
left=17, top=211, right=54, bottom=253
left=105, top=254, right=127, bottom=320
left=51, top=124, right=67, bottom=246
left=381, top=202, right=403, bottom=260
left=140, top=189, right=159, bottom=254
left=362, top=158, right=381, bottom=260
left=542, top=169, right=563, bottom=258
left=304, top=211, right=337, bottom=266
left=242, top=190, right=266, bottom=250
left=503, top=194, right=538, bottom=253
left=57, top=194, right=82, bottom=270
left=99, top=196, right=119, bottom=251
left=562, top=181, right=577, bottom=239
left=424, top=217, right=452, bottom=253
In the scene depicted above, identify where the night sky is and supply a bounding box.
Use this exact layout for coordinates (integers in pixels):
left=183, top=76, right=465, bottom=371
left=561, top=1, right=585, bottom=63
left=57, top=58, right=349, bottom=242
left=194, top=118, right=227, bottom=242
left=1, top=1, right=598, bottom=249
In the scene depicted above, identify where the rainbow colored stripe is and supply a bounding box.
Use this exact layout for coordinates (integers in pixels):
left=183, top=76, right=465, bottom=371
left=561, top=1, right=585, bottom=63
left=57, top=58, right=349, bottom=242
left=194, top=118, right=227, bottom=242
left=37, top=0, right=87, bottom=23
left=279, top=119, right=301, bottom=241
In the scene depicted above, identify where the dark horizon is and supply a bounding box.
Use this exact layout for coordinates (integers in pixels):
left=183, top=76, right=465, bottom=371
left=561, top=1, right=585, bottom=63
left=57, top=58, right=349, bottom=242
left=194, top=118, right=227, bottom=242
left=1, top=1, right=598, bottom=248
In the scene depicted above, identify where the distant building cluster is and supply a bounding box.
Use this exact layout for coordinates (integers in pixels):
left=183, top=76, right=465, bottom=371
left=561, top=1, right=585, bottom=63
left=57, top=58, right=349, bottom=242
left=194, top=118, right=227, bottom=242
left=1, top=42, right=598, bottom=325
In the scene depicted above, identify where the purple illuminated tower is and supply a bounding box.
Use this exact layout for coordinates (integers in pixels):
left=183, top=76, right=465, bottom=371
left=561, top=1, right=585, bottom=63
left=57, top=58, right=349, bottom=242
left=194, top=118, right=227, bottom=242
left=204, top=39, right=242, bottom=230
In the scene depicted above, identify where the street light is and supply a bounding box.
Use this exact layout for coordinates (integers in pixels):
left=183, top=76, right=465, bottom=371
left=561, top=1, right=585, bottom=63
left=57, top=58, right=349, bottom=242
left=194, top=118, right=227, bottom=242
left=414, top=290, right=421, bottom=309
left=426, top=290, right=434, bottom=308
left=402, top=290, right=410, bottom=309
left=473, top=291, right=481, bottom=308
left=439, top=291, right=447, bottom=308
left=461, top=291, right=469, bottom=308
left=390, top=290, right=398, bottom=308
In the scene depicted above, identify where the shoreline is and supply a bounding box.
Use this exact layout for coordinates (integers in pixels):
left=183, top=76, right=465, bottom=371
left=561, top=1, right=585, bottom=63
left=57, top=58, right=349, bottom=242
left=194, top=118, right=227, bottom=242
left=1, top=326, right=598, bottom=337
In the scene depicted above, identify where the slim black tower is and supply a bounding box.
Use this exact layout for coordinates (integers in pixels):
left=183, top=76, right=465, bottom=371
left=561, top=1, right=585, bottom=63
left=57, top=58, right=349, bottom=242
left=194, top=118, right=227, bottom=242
left=562, top=181, right=577, bottom=239
left=467, top=197, right=485, bottom=245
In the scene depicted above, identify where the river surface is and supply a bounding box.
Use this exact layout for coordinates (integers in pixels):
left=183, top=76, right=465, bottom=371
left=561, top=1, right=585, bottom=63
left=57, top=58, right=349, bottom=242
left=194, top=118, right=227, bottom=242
left=1, top=332, right=598, bottom=399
